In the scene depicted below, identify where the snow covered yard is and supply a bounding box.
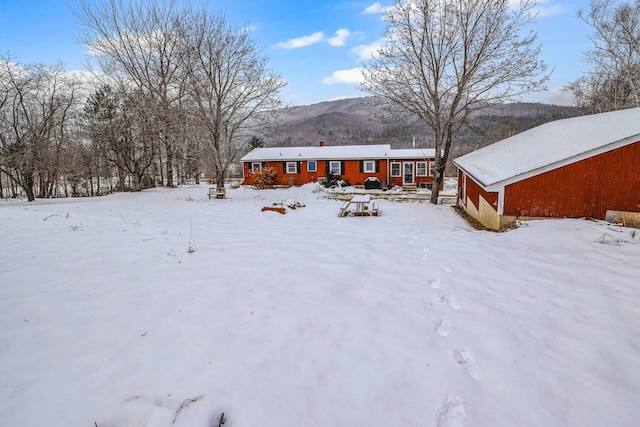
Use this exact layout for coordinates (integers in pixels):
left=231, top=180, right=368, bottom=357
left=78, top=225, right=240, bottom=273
left=1, top=184, right=639, bottom=427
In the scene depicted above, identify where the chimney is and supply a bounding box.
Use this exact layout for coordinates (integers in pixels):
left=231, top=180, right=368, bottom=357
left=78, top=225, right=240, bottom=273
left=319, top=139, right=325, bottom=147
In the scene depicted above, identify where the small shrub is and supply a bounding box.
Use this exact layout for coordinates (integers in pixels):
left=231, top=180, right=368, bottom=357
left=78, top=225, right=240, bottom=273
left=252, top=166, right=278, bottom=189
left=322, top=171, right=349, bottom=188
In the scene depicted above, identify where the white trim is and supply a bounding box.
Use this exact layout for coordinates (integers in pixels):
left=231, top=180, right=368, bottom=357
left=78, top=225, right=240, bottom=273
left=403, top=162, right=415, bottom=185
left=329, top=160, right=341, bottom=175
left=461, top=171, right=467, bottom=204
left=390, top=162, right=401, bottom=177
left=285, top=161, right=298, bottom=174
left=251, top=162, right=262, bottom=173
left=416, top=161, right=427, bottom=176
left=363, top=160, right=376, bottom=173
left=498, top=188, right=505, bottom=216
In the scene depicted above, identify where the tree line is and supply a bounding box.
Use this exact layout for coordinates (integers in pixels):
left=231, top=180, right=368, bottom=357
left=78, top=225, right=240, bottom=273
left=0, top=0, right=284, bottom=201
left=2, top=0, right=638, bottom=203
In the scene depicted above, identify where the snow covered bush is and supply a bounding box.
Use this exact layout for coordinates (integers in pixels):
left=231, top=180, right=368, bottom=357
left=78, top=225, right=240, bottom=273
left=322, top=171, right=349, bottom=188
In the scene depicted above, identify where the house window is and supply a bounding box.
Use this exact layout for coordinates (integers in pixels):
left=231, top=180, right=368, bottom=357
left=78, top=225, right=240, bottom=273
left=286, top=162, right=298, bottom=174
left=430, top=162, right=437, bottom=177
left=251, top=162, right=262, bottom=173
left=329, top=161, right=341, bottom=175
left=363, top=160, right=376, bottom=173
left=390, top=162, right=401, bottom=177
left=307, top=160, right=317, bottom=172
left=416, top=161, right=427, bottom=176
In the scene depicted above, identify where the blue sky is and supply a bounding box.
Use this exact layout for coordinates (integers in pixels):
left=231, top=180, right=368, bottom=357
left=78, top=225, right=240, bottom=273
left=0, top=0, right=592, bottom=106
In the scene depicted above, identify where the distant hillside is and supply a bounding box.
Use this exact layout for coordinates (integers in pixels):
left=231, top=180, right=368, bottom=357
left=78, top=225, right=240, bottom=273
left=259, top=97, right=580, bottom=169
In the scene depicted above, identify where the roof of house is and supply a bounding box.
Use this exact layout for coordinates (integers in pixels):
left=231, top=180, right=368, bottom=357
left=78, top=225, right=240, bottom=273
left=241, top=144, right=436, bottom=162
left=453, top=107, right=640, bottom=190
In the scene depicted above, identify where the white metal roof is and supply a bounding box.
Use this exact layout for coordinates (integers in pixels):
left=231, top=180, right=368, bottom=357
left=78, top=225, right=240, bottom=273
left=241, top=144, right=436, bottom=162
left=453, top=107, right=640, bottom=190
left=241, top=144, right=392, bottom=162
left=387, top=148, right=436, bottom=159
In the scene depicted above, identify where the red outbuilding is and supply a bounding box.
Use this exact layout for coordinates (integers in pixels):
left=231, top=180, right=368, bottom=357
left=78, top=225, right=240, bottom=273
left=240, top=142, right=438, bottom=189
left=453, top=107, right=640, bottom=229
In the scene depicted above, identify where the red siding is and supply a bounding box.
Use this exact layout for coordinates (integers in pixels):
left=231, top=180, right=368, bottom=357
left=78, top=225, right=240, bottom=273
left=464, top=173, right=499, bottom=211
left=242, top=158, right=437, bottom=187
left=504, top=141, right=640, bottom=219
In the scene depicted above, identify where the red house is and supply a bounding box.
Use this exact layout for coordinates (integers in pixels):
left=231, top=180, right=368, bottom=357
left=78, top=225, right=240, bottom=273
left=241, top=143, right=437, bottom=189
left=453, top=107, right=640, bottom=230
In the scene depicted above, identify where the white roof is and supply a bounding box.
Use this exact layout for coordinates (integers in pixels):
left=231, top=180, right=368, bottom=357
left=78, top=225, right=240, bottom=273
left=454, top=107, right=640, bottom=190
left=241, top=144, right=435, bottom=162
left=388, top=148, right=436, bottom=159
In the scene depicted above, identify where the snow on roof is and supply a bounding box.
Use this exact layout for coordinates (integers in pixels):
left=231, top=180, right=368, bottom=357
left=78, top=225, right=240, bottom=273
left=454, top=107, right=640, bottom=189
left=387, top=148, right=436, bottom=159
left=241, top=145, right=436, bottom=162
left=241, top=145, right=393, bottom=162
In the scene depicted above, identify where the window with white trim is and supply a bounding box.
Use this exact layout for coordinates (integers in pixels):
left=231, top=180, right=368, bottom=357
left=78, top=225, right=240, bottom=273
left=390, top=162, right=401, bottom=177
left=429, top=162, right=437, bottom=177
left=416, top=161, right=427, bottom=176
left=251, top=162, right=262, bottom=173
left=286, top=162, right=298, bottom=174
left=307, top=160, right=317, bottom=172
left=329, top=161, right=341, bottom=175
left=363, top=160, right=376, bottom=173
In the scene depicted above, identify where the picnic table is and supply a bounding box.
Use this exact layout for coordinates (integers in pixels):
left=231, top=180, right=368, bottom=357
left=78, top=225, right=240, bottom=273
left=339, top=195, right=379, bottom=217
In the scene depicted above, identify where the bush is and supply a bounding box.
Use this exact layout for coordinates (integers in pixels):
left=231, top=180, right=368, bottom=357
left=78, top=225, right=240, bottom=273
left=252, top=166, right=278, bottom=189
left=322, top=171, right=349, bottom=188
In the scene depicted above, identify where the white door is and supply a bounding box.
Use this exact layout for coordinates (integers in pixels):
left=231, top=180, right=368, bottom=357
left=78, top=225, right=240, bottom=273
left=403, top=162, right=414, bottom=185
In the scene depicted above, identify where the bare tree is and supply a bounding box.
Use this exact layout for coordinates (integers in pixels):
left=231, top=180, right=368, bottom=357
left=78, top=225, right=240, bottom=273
left=73, top=0, right=191, bottom=187
left=360, top=0, right=549, bottom=203
left=566, top=0, right=640, bottom=113
left=82, top=84, right=159, bottom=191
left=0, top=57, right=80, bottom=201
left=182, top=12, right=285, bottom=190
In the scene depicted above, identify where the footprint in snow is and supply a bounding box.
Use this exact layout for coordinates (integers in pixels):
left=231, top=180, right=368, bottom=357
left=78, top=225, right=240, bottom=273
left=435, top=318, right=451, bottom=337
left=439, top=264, right=453, bottom=273
left=440, top=294, right=462, bottom=310
left=428, top=278, right=441, bottom=289
left=436, top=394, right=466, bottom=427
left=453, top=347, right=484, bottom=381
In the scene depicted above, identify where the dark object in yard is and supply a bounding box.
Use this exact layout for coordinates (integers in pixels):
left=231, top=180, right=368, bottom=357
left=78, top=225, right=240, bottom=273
left=219, top=412, right=225, bottom=426
left=364, top=177, right=382, bottom=189
left=262, top=206, right=286, bottom=214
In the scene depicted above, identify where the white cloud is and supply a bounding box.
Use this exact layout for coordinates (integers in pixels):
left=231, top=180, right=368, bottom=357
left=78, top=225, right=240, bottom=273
left=537, top=4, right=565, bottom=17
left=322, top=68, right=364, bottom=85
left=350, top=39, right=385, bottom=60
left=275, top=32, right=325, bottom=49
left=363, top=2, right=386, bottom=14
left=508, top=0, right=565, bottom=17
left=328, top=29, right=352, bottom=47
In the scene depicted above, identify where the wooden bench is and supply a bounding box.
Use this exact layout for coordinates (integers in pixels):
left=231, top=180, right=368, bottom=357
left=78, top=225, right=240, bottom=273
left=208, top=187, right=226, bottom=199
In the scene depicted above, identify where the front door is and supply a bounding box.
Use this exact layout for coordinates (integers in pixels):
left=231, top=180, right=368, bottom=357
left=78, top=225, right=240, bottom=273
left=403, top=162, right=414, bottom=186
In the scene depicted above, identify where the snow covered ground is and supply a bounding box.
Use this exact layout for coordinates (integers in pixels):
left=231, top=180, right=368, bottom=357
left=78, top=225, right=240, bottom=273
left=1, top=184, right=639, bottom=427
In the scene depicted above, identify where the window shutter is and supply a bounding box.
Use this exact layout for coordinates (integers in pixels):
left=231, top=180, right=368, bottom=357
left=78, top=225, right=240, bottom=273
left=359, top=161, right=363, bottom=173
left=297, top=161, right=301, bottom=173
left=282, top=162, right=286, bottom=173
left=325, top=161, right=330, bottom=174
left=341, top=161, right=345, bottom=175
left=375, top=160, right=380, bottom=173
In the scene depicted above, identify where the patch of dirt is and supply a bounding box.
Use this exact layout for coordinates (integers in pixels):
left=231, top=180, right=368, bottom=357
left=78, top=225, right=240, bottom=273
left=452, top=205, right=517, bottom=232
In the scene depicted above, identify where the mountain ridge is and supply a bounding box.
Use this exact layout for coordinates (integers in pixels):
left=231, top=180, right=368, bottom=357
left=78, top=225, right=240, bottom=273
left=261, top=97, right=580, bottom=161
